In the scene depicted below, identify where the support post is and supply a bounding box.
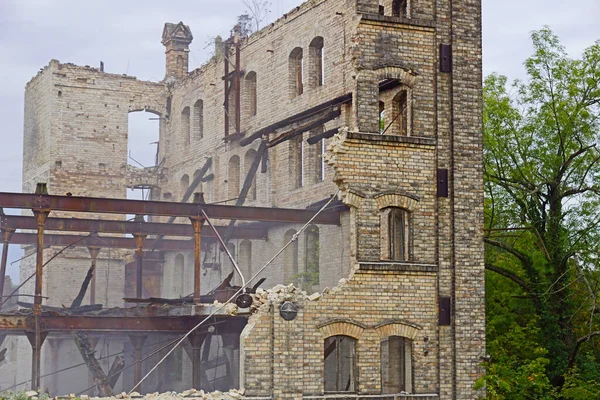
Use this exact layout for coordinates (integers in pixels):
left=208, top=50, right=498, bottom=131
left=87, top=246, right=101, bottom=305
left=0, top=227, right=15, bottom=309
left=188, top=333, right=208, bottom=390
left=133, top=215, right=147, bottom=299
left=31, top=202, right=49, bottom=390
left=129, top=335, right=147, bottom=393
left=190, top=194, right=205, bottom=303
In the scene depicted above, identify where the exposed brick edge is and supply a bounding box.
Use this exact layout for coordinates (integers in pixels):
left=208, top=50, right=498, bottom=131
left=358, top=262, right=438, bottom=272
left=360, top=13, right=436, bottom=29
left=346, top=132, right=437, bottom=146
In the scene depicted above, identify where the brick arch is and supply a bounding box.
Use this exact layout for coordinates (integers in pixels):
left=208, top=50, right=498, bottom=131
left=317, top=318, right=366, bottom=340
left=127, top=101, right=166, bottom=116
left=341, top=188, right=366, bottom=209
left=374, top=191, right=420, bottom=211
left=375, top=66, right=418, bottom=87
left=374, top=319, right=422, bottom=340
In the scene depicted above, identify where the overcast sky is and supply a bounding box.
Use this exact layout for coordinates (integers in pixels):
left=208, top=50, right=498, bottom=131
left=0, top=0, right=598, bottom=282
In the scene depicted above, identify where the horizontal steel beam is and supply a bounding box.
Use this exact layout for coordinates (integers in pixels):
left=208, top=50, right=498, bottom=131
left=0, top=315, right=247, bottom=333
left=1, top=215, right=268, bottom=239
left=0, top=192, right=340, bottom=225
left=11, top=232, right=212, bottom=251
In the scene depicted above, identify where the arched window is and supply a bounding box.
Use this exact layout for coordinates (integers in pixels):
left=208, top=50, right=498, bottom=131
left=290, top=136, right=303, bottom=188
left=239, top=240, right=252, bottom=278
left=174, top=254, right=185, bottom=295
left=304, top=225, right=319, bottom=287
left=245, top=71, right=257, bottom=117
left=193, top=169, right=203, bottom=198
left=228, top=155, right=240, bottom=200
left=382, top=207, right=411, bottom=261
left=289, top=47, right=304, bottom=98
left=181, top=106, right=191, bottom=145
left=244, top=149, right=257, bottom=201
left=324, top=335, right=356, bottom=393
left=379, top=85, right=411, bottom=136
left=381, top=336, right=412, bottom=393
left=193, top=100, right=203, bottom=139
left=392, top=0, right=408, bottom=17
left=283, top=229, right=298, bottom=284
left=306, top=126, right=324, bottom=185
left=309, top=37, right=324, bottom=88
left=180, top=174, right=189, bottom=200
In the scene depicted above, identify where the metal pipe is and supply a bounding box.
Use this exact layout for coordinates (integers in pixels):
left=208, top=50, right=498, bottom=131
left=189, top=217, right=204, bottom=303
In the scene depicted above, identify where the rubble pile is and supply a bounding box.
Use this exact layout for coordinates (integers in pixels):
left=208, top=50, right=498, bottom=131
left=12, top=389, right=250, bottom=400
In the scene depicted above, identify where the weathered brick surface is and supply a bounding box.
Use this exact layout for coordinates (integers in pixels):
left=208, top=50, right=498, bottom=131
left=17, top=0, right=484, bottom=397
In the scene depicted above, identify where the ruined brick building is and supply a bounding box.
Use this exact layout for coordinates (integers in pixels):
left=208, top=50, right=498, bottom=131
left=3, top=0, right=484, bottom=398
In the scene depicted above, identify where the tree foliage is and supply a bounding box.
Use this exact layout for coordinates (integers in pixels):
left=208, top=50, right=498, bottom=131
left=483, top=27, right=600, bottom=396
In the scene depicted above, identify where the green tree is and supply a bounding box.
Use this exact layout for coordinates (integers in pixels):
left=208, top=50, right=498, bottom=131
left=483, top=27, right=600, bottom=392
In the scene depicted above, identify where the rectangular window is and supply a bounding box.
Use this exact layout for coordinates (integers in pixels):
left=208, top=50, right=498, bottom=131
left=381, top=336, right=412, bottom=393
left=324, top=336, right=356, bottom=393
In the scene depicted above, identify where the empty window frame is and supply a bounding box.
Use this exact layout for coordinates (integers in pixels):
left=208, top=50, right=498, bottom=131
left=239, top=239, right=252, bottom=278
left=290, top=135, right=304, bottom=188
left=193, top=100, right=203, bottom=139
left=304, top=225, right=320, bottom=287
left=392, top=0, right=408, bottom=17
left=181, top=106, right=191, bottom=145
left=283, top=229, right=299, bottom=284
left=309, top=37, right=324, bottom=88
left=393, top=90, right=409, bottom=136
left=381, top=336, right=412, bottom=393
left=379, top=86, right=411, bottom=136
left=244, top=149, right=258, bottom=200
left=384, top=207, right=412, bottom=261
left=324, top=335, right=356, bottom=393
left=180, top=174, right=189, bottom=200
left=289, top=47, right=304, bottom=98
left=245, top=71, right=257, bottom=117
left=228, top=155, right=241, bottom=200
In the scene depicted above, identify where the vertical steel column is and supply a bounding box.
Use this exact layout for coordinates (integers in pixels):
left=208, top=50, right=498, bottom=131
left=0, top=227, right=15, bottom=309
left=87, top=246, right=101, bottom=305
left=31, top=206, right=49, bottom=390
left=189, top=217, right=204, bottom=303
left=188, top=333, right=207, bottom=390
left=129, top=335, right=147, bottom=393
left=133, top=215, right=147, bottom=299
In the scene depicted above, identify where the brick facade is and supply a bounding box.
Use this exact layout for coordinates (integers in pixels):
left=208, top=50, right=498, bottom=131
left=15, top=0, right=484, bottom=397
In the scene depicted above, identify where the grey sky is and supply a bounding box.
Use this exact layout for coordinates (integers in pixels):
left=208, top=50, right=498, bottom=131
left=0, top=0, right=598, bottom=282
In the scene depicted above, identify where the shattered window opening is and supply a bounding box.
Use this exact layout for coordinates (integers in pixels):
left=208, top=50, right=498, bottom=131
left=324, top=335, right=356, bottom=393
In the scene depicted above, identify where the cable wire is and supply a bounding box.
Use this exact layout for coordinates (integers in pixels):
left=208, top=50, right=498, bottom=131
left=128, top=190, right=340, bottom=394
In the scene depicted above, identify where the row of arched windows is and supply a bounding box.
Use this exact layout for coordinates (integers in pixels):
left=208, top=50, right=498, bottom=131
left=289, top=36, right=325, bottom=99
left=324, top=335, right=412, bottom=394
left=180, top=99, right=204, bottom=145
left=283, top=226, right=320, bottom=287
left=227, top=149, right=258, bottom=202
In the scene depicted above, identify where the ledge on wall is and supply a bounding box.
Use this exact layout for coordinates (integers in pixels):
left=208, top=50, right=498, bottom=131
left=358, top=261, right=438, bottom=272
left=347, top=131, right=436, bottom=146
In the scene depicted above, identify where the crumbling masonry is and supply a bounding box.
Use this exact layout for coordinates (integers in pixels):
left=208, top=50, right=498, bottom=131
left=5, top=0, right=484, bottom=398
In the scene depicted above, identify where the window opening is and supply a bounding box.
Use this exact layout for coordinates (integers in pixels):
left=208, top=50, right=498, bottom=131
left=381, top=336, right=412, bottom=393
left=244, top=149, right=258, bottom=200
left=290, top=136, right=304, bottom=188
left=309, top=37, right=324, bottom=87
left=304, top=225, right=320, bottom=288
left=239, top=240, right=252, bottom=278
left=289, top=47, right=304, bottom=98
left=324, top=335, right=356, bottom=393
left=181, top=106, right=191, bottom=145
left=180, top=174, right=189, bottom=201
left=389, top=208, right=411, bottom=261
left=283, top=229, right=299, bottom=284
left=228, top=155, right=240, bottom=201
left=392, top=0, right=408, bottom=17
left=193, top=100, right=203, bottom=139
left=245, top=71, right=257, bottom=117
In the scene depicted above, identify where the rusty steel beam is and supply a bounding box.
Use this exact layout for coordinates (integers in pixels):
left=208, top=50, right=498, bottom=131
left=0, top=193, right=340, bottom=225
left=10, top=232, right=210, bottom=251
left=1, top=214, right=269, bottom=238
left=0, top=315, right=247, bottom=333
